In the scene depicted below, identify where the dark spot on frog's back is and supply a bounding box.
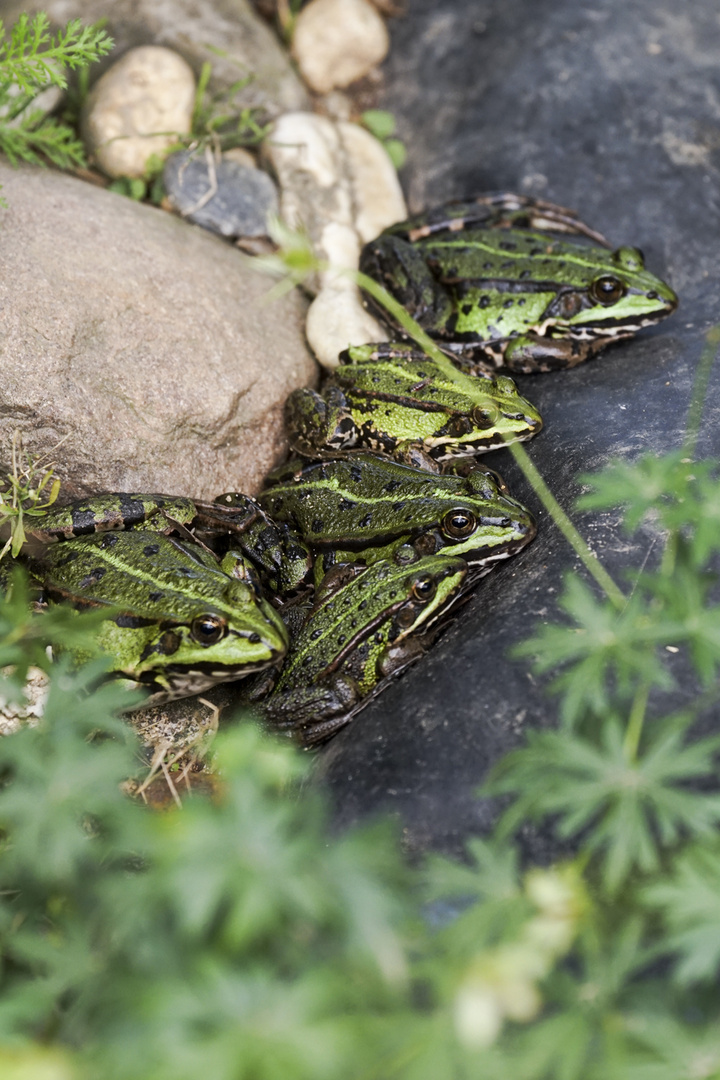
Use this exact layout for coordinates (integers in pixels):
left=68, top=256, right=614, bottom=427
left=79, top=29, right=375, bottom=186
left=143, top=543, right=160, bottom=557
left=148, top=591, right=164, bottom=602
left=461, top=303, right=473, bottom=315
left=114, top=614, right=157, bottom=629
left=100, top=533, right=119, bottom=548
left=312, top=517, right=324, bottom=532
left=79, top=567, right=106, bottom=588
left=358, top=513, right=373, bottom=527
left=350, top=464, right=363, bottom=482
left=54, top=549, right=81, bottom=567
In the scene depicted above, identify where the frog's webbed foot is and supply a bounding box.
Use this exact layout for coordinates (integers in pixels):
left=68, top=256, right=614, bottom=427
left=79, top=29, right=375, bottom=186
left=284, top=386, right=358, bottom=457
left=392, top=441, right=441, bottom=473
left=502, top=333, right=605, bottom=373
left=260, top=674, right=360, bottom=744
left=358, top=234, right=455, bottom=331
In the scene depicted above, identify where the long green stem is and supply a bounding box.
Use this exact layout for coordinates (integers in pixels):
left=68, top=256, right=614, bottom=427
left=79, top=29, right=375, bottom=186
left=623, top=679, right=651, bottom=761
left=684, top=324, right=720, bottom=460
left=509, top=441, right=626, bottom=610
left=353, top=271, right=481, bottom=396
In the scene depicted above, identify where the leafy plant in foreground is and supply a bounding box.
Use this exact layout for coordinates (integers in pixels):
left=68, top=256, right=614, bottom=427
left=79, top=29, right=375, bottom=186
left=0, top=13, right=112, bottom=173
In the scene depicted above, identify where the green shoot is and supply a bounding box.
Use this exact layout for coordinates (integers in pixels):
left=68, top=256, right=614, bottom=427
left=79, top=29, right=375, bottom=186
left=0, top=432, right=64, bottom=559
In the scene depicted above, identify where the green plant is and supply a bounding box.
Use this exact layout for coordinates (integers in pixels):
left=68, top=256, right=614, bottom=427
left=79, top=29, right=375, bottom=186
left=361, top=109, right=407, bottom=170
left=0, top=432, right=64, bottom=559
left=0, top=12, right=112, bottom=176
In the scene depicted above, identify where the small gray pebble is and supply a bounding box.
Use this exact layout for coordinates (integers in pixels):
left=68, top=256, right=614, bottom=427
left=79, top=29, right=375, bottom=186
left=163, top=150, right=279, bottom=238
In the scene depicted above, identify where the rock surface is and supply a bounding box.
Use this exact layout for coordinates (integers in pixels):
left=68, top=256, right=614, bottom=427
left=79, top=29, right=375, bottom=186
left=82, top=46, right=195, bottom=179
left=317, top=0, right=720, bottom=859
left=164, top=149, right=279, bottom=237
left=1, top=0, right=309, bottom=117
left=292, top=0, right=390, bottom=94
left=265, top=112, right=406, bottom=367
left=0, top=162, right=316, bottom=500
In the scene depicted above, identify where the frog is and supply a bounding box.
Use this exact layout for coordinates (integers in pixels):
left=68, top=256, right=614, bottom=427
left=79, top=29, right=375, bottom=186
left=22, top=490, right=313, bottom=599
left=284, top=342, right=543, bottom=471
left=193, top=492, right=313, bottom=598
left=30, top=529, right=289, bottom=706
left=23, top=492, right=198, bottom=545
left=358, top=192, right=678, bottom=373
left=260, top=452, right=536, bottom=587
left=255, top=554, right=468, bottom=744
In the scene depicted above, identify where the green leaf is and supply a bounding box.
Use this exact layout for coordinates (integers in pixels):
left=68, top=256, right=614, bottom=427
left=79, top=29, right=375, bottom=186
left=384, top=137, right=407, bottom=170
left=361, top=109, right=397, bottom=140
left=490, top=719, right=720, bottom=893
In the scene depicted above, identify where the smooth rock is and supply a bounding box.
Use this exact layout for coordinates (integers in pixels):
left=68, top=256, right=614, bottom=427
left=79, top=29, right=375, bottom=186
left=0, top=162, right=315, bottom=500
left=1, top=0, right=310, bottom=117
left=82, top=46, right=195, bottom=179
left=317, top=0, right=720, bottom=861
left=163, top=150, right=279, bottom=238
left=337, top=120, right=406, bottom=242
left=292, top=0, right=389, bottom=94
left=265, top=111, right=405, bottom=366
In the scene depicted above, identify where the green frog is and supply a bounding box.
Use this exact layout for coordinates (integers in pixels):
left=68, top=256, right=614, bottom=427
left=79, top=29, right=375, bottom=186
left=24, top=492, right=198, bottom=544
left=257, top=554, right=467, bottom=744
left=260, top=452, right=535, bottom=586
left=31, top=530, right=289, bottom=706
left=284, top=343, right=542, bottom=470
left=359, top=193, right=678, bottom=373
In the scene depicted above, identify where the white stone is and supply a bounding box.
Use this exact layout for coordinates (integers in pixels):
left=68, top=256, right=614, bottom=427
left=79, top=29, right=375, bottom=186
left=264, top=111, right=404, bottom=368
left=306, top=282, right=387, bottom=369
left=292, top=0, right=390, bottom=94
left=222, top=147, right=258, bottom=169
left=82, top=46, right=195, bottom=179
left=338, top=120, right=407, bottom=241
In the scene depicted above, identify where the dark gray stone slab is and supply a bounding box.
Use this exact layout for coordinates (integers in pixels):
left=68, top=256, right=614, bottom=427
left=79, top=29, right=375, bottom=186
left=317, top=0, right=720, bottom=859
left=164, top=151, right=279, bottom=238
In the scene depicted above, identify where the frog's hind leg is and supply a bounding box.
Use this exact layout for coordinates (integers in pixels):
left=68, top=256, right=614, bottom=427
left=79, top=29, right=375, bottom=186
left=502, top=332, right=608, bottom=373
left=359, top=234, right=455, bottom=332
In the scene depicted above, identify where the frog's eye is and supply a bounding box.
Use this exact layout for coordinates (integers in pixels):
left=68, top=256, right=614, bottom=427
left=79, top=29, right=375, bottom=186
left=191, top=614, right=227, bottom=646
left=589, top=275, right=627, bottom=306
left=442, top=509, right=477, bottom=539
left=411, top=574, right=437, bottom=601
left=472, top=404, right=500, bottom=428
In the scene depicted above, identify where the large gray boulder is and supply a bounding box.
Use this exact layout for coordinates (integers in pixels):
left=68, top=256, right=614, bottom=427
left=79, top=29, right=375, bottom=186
left=0, top=162, right=316, bottom=499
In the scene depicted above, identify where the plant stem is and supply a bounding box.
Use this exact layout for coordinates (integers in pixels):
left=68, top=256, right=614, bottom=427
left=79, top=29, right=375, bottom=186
left=684, top=324, right=720, bottom=460
left=354, top=271, right=481, bottom=396
left=508, top=441, right=626, bottom=610
left=623, top=679, right=651, bottom=761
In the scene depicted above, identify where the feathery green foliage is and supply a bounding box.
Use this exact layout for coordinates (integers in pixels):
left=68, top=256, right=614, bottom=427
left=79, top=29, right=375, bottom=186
left=0, top=12, right=112, bottom=172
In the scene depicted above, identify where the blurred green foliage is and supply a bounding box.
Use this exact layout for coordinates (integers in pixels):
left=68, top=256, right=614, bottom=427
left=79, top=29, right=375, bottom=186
left=2, top=407, right=720, bottom=1076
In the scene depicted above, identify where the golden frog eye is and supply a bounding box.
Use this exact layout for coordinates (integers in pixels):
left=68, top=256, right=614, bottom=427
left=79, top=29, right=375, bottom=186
left=190, top=614, right=226, bottom=646
left=411, top=574, right=437, bottom=601
left=471, top=404, right=500, bottom=428
left=442, top=509, right=477, bottom=539
left=589, top=275, right=627, bottom=306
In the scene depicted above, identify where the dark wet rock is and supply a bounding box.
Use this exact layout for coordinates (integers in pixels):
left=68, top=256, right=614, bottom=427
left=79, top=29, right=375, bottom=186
left=316, top=0, right=720, bottom=859
left=164, top=150, right=279, bottom=238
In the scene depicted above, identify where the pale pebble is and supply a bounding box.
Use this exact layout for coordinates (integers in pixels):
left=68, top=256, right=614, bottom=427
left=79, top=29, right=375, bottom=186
left=292, top=0, right=390, bottom=94
left=82, top=45, right=195, bottom=179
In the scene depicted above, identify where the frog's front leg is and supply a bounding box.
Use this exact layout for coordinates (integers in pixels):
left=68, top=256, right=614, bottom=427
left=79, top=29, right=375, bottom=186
left=500, top=333, right=607, bottom=373
left=284, top=386, right=359, bottom=458
left=391, top=440, right=442, bottom=473
left=260, top=674, right=360, bottom=743
left=359, top=235, right=455, bottom=332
